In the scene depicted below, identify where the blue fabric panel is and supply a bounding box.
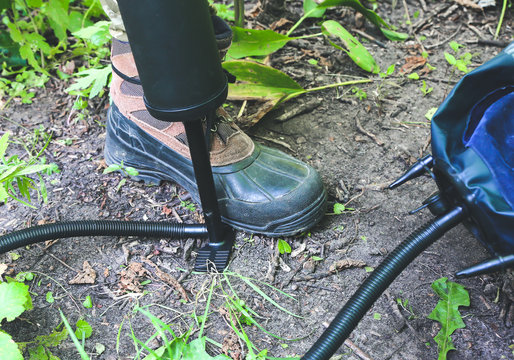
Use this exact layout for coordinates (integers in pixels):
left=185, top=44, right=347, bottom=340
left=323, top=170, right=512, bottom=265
left=465, top=91, right=514, bottom=208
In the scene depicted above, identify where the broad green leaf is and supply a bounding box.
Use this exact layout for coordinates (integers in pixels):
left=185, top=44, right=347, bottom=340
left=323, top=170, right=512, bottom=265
left=322, top=20, right=379, bottom=73
left=46, top=291, right=55, bottom=303
left=223, top=60, right=304, bottom=102
left=74, top=319, right=93, bottom=340
left=317, top=0, right=389, bottom=29
left=66, top=65, right=112, bottom=99
left=0, top=282, right=31, bottom=322
left=428, top=277, right=470, bottom=360
left=72, top=21, right=111, bottom=47
left=304, top=0, right=327, bottom=18
left=0, top=331, right=23, bottom=360
left=43, top=0, right=70, bottom=41
left=381, top=27, right=409, bottom=41
left=227, top=27, right=293, bottom=59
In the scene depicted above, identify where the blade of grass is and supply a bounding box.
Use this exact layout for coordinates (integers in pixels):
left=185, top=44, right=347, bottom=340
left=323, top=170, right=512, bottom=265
left=58, top=309, right=90, bottom=360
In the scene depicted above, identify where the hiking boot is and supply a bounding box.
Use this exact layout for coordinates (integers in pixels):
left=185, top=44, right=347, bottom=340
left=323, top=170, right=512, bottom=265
left=104, top=17, right=327, bottom=236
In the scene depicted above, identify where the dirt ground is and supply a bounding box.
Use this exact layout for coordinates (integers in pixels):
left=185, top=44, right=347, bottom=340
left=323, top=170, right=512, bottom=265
left=1, top=1, right=513, bottom=359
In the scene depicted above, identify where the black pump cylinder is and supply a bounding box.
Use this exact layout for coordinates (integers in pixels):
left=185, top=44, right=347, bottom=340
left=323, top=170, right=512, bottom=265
left=117, top=0, right=228, bottom=122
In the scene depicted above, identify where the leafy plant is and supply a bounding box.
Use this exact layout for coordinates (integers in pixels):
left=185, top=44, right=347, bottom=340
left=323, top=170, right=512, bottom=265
left=0, top=131, right=58, bottom=208
left=419, top=80, right=433, bottom=96
left=427, top=277, right=470, bottom=360
left=444, top=42, right=472, bottom=74
left=103, top=161, right=139, bottom=191
left=0, top=0, right=110, bottom=106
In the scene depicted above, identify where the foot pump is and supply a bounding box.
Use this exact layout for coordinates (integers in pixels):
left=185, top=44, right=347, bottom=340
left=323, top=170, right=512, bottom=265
left=0, top=0, right=235, bottom=272
left=0, top=3, right=512, bottom=359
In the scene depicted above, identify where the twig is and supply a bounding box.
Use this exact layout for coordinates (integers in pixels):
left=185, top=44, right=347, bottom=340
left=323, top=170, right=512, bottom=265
left=425, top=24, right=463, bottom=50
left=413, top=3, right=453, bottom=33
left=344, top=339, right=373, bottom=360
left=355, top=117, right=384, bottom=146
left=274, top=98, right=321, bottom=122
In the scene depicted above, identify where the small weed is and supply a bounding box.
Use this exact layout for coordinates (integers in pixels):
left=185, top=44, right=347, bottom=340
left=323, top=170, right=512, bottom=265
left=444, top=42, right=473, bottom=74
left=103, top=161, right=139, bottom=192
left=419, top=80, right=433, bottom=96
left=351, top=86, right=368, bottom=100
left=396, top=297, right=418, bottom=320
left=0, top=131, right=58, bottom=207
left=327, top=202, right=355, bottom=215
left=277, top=238, right=292, bottom=254
left=179, top=200, right=197, bottom=213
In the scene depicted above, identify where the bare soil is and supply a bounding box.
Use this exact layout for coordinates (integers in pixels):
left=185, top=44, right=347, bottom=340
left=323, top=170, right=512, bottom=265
left=1, top=1, right=513, bottom=359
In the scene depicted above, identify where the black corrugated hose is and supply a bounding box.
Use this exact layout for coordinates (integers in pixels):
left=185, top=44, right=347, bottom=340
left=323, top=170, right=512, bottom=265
left=302, top=206, right=465, bottom=360
left=0, top=220, right=208, bottom=254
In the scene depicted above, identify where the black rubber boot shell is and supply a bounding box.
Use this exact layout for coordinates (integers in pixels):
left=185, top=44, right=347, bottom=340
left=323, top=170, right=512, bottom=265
left=104, top=104, right=327, bottom=236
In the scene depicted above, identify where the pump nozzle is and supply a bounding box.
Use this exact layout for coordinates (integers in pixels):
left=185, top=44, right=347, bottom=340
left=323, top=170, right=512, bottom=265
left=389, top=155, right=434, bottom=190
left=456, top=254, right=514, bottom=278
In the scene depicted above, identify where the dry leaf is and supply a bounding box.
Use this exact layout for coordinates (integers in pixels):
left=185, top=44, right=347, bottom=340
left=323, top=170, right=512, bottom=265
left=143, top=259, right=188, bottom=301
left=400, top=56, right=427, bottom=74
left=119, top=262, right=148, bottom=292
left=329, top=259, right=366, bottom=273
left=69, top=261, right=97, bottom=284
left=222, top=332, right=243, bottom=360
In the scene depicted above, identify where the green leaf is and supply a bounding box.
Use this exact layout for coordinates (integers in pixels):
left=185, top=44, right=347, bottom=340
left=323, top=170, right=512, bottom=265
left=304, top=0, right=327, bottom=18
left=333, top=203, right=346, bottom=214
left=380, top=27, right=409, bottom=41
left=373, top=312, right=382, bottom=320
left=322, top=20, right=379, bottom=73
left=223, top=60, right=304, bottom=102
left=103, top=164, right=122, bottom=174
left=43, top=0, right=70, bottom=42
left=227, top=27, right=293, bottom=59
left=124, top=166, right=139, bottom=177
left=317, top=0, right=389, bottom=29
left=74, top=319, right=93, bottom=340
left=449, top=41, right=463, bottom=53
left=0, top=331, right=23, bottom=360
left=0, top=132, right=9, bottom=161
left=34, top=326, right=68, bottom=347
left=277, top=239, right=292, bottom=254
left=425, top=107, right=437, bottom=120
left=407, top=72, right=420, bottom=80
left=444, top=53, right=456, bottom=66
left=427, top=277, right=470, bottom=360
left=72, top=21, right=111, bottom=47
left=66, top=66, right=112, bottom=99
left=0, top=282, right=31, bottom=322
left=82, top=295, right=93, bottom=308
left=46, top=291, right=55, bottom=303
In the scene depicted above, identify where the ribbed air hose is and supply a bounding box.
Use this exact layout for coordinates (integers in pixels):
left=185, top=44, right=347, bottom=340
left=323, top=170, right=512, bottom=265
left=302, top=206, right=465, bottom=360
left=0, top=220, right=208, bottom=254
